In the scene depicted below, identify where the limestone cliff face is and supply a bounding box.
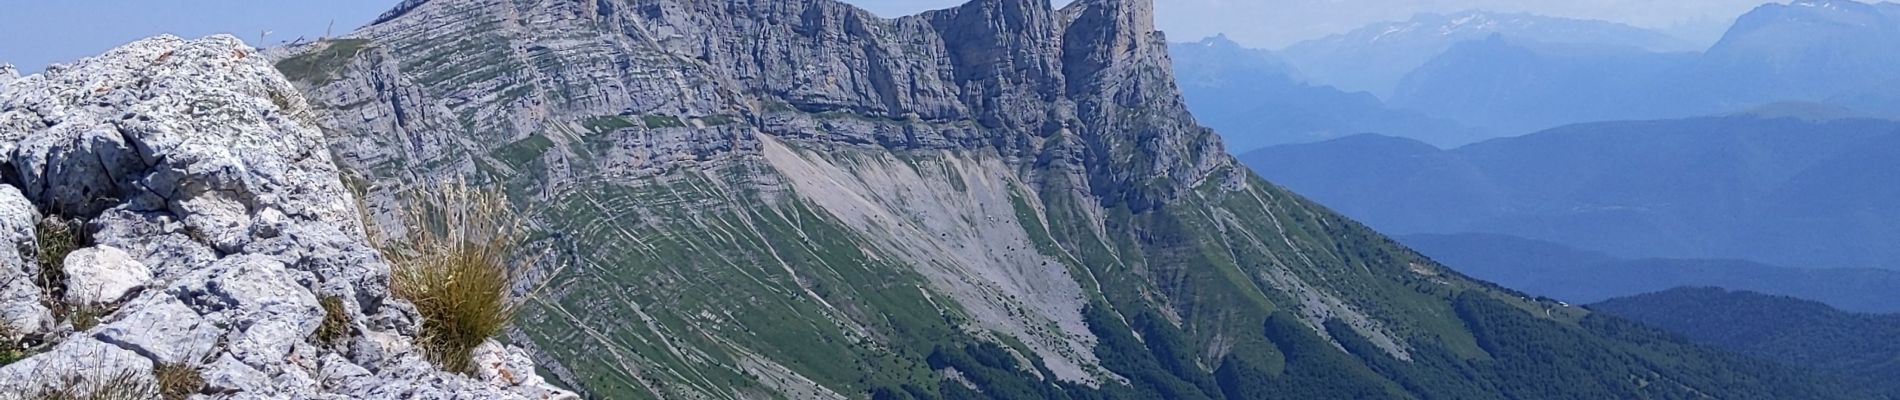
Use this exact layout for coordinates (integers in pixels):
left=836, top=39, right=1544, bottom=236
left=283, top=0, right=1427, bottom=398
left=297, top=0, right=1222, bottom=203
left=0, top=35, right=572, bottom=400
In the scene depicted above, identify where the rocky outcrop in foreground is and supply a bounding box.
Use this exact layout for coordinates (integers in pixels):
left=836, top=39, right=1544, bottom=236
left=0, top=35, right=572, bottom=399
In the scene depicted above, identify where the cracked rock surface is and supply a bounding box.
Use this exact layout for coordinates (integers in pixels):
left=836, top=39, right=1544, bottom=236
left=0, top=35, right=574, bottom=399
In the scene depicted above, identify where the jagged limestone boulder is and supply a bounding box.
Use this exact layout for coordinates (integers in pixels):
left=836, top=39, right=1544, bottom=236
left=0, top=35, right=573, bottom=399
left=0, top=186, right=49, bottom=336
left=0, top=65, right=14, bottom=93
left=0, top=336, right=154, bottom=391
left=472, top=340, right=575, bottom=399
left=92, top=293, right=221, bottom=365
left=89, top=207, right=219, bottom=281
left=61, top=246, right=151, bottom=305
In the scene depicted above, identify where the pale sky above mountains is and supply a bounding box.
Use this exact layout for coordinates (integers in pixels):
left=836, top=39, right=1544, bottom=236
left=1, top=0, right=1775, bottom=73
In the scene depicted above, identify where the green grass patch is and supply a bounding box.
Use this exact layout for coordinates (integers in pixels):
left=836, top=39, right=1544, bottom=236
left=275, top=39, right=371, bottom=85
left=582, top=116, right=636, bottom=134
left=700, top=115, right=739, bottom=126
left=641, top=114, right=686, bottom=129
left=315, top=296, right=351, bottom=346
left=491, top=135, right=555, bottom=169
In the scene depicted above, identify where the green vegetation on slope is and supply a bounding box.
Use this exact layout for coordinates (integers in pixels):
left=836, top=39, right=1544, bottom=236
left=276, top=39, right=371, bottom=85
left=1593, top=287, right=1900, bottom=394
left=435, top=128, right=1883, bottom=399
left=515, top=170, right=971, bottom=399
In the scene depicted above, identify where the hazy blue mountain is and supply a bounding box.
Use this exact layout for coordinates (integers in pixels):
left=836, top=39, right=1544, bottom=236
left=1171, top=35, right=1489, bottom=150
left=1695, top=0, right=1900, bottom=107
left=1206, top=1, right=1900, bottom=145
left=1400, top=233, right=1900, bottom=313
left=1378, top=0, right=1900, bottom=134
left=1389, top=35, right=1704, bottom=134
left=1279, top=10, right=1690, bottom=98
left=1243, top=115, right=1900, bottom=271
left=1592, top=287, right=1900, bottom=386
left=1241, top=134, right=1503, bottom=232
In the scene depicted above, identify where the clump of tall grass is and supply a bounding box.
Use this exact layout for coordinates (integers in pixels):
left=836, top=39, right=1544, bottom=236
left=378, top=180, right=530, bottom=374
left=153, top=363, right=204, bottom=400
left=33, top=217, right=85, bottom=311
left=31, top=217, right=116, bottom=333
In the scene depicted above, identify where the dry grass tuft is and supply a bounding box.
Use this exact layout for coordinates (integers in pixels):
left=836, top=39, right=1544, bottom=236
left=378, top=179, right=531, bottom=374
left=63, top=304, right=109, bottom=332
left=153, top=363, right=204, bottom=400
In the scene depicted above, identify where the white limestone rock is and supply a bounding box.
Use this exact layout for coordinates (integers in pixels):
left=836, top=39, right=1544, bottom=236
left=0, top=336, right=155, bottom=394
left=473, top=340, right=582, bottom=400
left=61, top=245, right=152, bottom=305
left=0, top=35, right=572, bottom=399
left=89, top=207, right=219, bottom=281
left=0, top=186, right=50, bottom=335
left=92, top=293, right=222, bottom=364
left=169, top=255, right=323, bottom=373
left=0, top=64, right=14, bottom=92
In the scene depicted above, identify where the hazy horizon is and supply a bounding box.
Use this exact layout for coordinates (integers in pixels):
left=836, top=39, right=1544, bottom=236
left=1, top=0, right=1778, bottom=73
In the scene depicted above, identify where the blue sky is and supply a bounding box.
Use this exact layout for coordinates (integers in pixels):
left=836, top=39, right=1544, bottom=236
left=2, top=0, right=1772, bottom=73
left=1, top=1, right=390, bottom=72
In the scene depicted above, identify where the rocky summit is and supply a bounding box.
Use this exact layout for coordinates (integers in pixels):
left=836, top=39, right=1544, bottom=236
left=0, top=35, right=572, bottom=399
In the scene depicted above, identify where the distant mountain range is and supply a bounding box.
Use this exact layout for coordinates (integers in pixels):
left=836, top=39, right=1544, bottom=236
left=1592, top=287, right=1900, bottom=389
left=1244, top=114, right=1900, bottom=272
left=1383, top=0, right=1900, bottom=134
left=1401, top=233, right=1900, bottom=313
left=1232, top=0, right=1900, bottom=138
left=1389, top=35, right=1704, bottom=135
left=1170, top=35, right=1489, bottom=150
left=1279, top=10, right=1692, bottom=98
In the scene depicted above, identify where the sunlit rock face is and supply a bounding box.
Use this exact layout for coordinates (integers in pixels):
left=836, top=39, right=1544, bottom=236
left=0, top=34, right=573, bottom=400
